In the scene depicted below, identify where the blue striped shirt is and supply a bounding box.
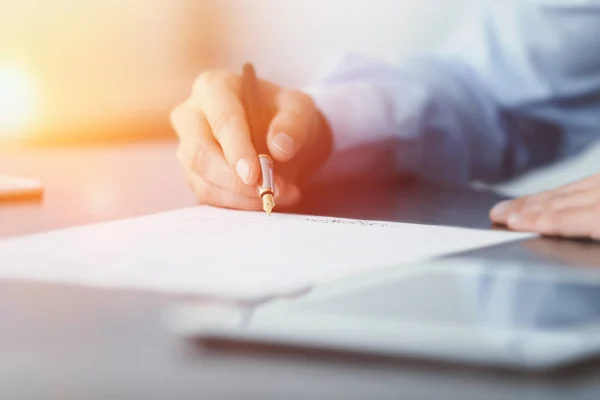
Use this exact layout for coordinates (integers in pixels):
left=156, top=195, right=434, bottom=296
left=307, top=0, right=600, bottom=184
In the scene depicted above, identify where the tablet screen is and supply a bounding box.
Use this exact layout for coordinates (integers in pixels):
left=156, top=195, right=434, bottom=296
left=295, top=267, right=600, bottom=332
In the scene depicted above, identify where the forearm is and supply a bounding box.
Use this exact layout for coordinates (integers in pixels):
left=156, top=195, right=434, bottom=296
left=306, top=1, right=600, bottom=186
left=305, top=52, right=562, bottom=185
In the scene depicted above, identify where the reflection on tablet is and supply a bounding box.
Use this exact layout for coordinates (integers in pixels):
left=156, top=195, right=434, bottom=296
left=296, top=267, right=600, bottom=332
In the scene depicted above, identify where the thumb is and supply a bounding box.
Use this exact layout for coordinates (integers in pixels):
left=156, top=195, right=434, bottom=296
left=267, top=89, right=317, bottom=162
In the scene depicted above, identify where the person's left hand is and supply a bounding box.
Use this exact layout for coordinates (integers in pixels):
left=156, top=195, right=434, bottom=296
left=490, top=174, right=600, bottom=241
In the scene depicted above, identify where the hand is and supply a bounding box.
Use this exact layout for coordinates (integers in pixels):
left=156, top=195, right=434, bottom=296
left=170, top=70, right=333, bottom=210
left=490, top=174, right=600, bottom=240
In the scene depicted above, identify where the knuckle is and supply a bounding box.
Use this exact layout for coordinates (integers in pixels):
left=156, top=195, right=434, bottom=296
left=196, top=193, right=210, bottom=205
left=542, top=199, right=562, bottom=213
left=192, top=179, right=210, bottom=203
left=193, top=71, right=216, bottom=94
left=169, top=105, right=186, bottom=129
left=183, top=169, right=197, bottom=192
left=229, top=175, right=257, bottom=198
left=177, top=141, right=205, bottom=172
left=193, top=70, right=234, bottom=95
left=228, top=173, right=245, bottom=194
left=211, top=112, right=239, bottom=140
left=191, top=145, right=209, bottom=172
left=289, top=89, right=315, bottom=110
left=510, top=197, right=528, bottom=213
left=537, top=211, right=562, bottom=233
left=177, top=146, right=197, bottom=171
left=175, top=145, right=187, bottom=166
left=521, top=195, right=540, bottom=207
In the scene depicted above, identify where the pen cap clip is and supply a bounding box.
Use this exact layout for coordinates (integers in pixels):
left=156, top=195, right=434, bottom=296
left=258, top=154, right=274, bottom=195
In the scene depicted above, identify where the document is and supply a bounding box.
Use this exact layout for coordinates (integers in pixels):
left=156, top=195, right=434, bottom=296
left=0, top=207, right=533, bottom=300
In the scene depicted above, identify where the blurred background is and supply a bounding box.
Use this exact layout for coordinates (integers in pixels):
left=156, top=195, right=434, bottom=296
left=0, top=0, right=598, bottom=194
left=0, top=0, right=473, bottom=145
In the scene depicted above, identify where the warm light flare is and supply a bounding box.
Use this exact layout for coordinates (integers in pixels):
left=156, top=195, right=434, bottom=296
left=0, top=65, right=35, bottom=137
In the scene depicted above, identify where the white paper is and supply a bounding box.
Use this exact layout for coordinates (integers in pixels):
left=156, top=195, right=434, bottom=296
left=0, top=206, right=533, bottom=300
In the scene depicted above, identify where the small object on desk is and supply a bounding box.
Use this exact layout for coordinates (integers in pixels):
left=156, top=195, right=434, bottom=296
left=240, top=62, right=275, bottom=216
left=0, top=175, right=43, bottom=202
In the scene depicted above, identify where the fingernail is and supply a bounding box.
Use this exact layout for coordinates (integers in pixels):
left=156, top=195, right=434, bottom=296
left=507, top=213, right=522, bottom=227
left=272, top=133, right=295, bottom=157
left=236, top=158, right=252, bottom=184
left=491, top=200, right=512, bottom=218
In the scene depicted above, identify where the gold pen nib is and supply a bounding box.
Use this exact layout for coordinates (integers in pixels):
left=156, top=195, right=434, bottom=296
left=262, top=193, right=275, bottom=216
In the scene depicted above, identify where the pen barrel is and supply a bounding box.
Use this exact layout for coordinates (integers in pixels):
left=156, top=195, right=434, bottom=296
left=258, top=154, right=274, bottom=197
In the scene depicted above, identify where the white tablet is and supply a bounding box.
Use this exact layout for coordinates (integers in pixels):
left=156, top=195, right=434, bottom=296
left=170, top=257, right=600, bottom=371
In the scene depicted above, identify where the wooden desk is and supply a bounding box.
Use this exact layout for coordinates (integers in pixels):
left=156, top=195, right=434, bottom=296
left=2, top=141, right=600, bottom=399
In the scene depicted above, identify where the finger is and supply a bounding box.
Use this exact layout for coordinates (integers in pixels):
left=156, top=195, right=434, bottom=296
left=490, top=198, right=520, bottom=224
left=490, top=186, right=567, bottom=223
left=491, top=186, right=599, bottom=225
left=197, top=154, right=297, bottom=203
left=521, top=189, right=598, bottom=213
left=171, top=101, right=204, bottom=167
left=186, top=168, right=301, bottom=209
left=181, top=136, right=299, bottom=202
left=490, top=177, right=600, bottom=224
left=490, top=190, right=565, bottom=223
left=194, top=73, right=260, bottom=185
left=267, top=89, right=317, bottom=162
left=507, top=204, right=600, bottom=239
left=187, top=145, right=261, bottom=199
left=191, top=144, right=296, bottom=201
left=188, top=173, right=263, bottom=211
left=553, top=174, right=600, bottom=194
left=173, top=104, right=259, bottom=198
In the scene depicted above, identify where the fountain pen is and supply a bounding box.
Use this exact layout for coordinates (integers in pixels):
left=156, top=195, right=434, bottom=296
left=240, top=62, right=275, bottom=216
